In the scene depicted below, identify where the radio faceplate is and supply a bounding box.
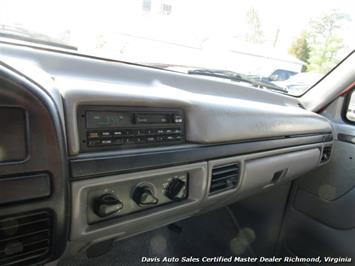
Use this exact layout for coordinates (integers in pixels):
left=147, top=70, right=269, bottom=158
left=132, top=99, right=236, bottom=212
left=78, top=106, right=185, bottom=152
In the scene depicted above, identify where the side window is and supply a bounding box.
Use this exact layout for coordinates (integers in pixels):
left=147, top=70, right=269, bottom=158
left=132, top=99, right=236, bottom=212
left=344, top=89, right=355, bottom=123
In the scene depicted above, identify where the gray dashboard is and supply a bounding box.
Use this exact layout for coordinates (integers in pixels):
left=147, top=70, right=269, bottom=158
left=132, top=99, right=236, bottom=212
left=0, top=42, right=334, bottom=261
left=0, top=42, right=331, bottom=155
left=62, top=80, right=331, bottom=156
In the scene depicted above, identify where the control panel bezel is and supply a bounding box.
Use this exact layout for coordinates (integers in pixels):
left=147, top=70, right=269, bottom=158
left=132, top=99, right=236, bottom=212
left=77, top=106, right=185, bottom=152
left=70, top=162, right=208, bottom=242
left=87, top=172, right=189, bottom=224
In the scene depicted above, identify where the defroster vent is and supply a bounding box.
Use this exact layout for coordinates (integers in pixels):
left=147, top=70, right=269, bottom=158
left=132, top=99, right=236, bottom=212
left=0, top=211, right=51, bottom=266
left=210, top=163, right=240, bottom=194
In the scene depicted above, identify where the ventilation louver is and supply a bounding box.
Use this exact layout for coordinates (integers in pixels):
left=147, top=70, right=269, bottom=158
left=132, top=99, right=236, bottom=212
left=0, top=211, right=51, bottom=266
left=210, top=163, right=240, bottom=194
left=321, top=145, right=332, bottom=163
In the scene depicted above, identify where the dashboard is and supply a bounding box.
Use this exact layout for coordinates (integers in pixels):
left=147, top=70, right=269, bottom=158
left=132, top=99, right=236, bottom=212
left=0, top=42, right=334, bottom=265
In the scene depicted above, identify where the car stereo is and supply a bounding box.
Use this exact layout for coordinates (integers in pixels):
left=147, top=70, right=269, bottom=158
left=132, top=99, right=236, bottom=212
left=77, top=106, right=185, bottom=152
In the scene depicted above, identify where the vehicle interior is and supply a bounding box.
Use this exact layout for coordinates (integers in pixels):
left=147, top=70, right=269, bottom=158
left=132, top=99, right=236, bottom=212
left=0, top=1, right=354, bottom=266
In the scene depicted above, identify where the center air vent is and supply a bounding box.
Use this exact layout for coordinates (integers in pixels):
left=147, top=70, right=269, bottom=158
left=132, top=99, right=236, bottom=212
left=210, top=163, right=240, bottom=194
left=0, top=211, right=51, bottom=266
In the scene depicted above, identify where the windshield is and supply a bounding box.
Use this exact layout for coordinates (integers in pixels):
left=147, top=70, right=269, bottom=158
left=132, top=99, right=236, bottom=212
left=1, top=0, right=354, bottom=96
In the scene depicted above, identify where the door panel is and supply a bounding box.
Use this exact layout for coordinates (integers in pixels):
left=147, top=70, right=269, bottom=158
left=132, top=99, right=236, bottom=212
left=294, top=186, right=355, bottom=229
left=297, top=140, right=355, bottom=201
left=279, top=95, right=355, bottom=263
left=282, top=205, right=355, bottom=258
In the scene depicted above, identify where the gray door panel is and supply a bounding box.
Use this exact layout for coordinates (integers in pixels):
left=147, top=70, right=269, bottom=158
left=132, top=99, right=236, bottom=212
left=279, top=96, right=355, bottom=262
left=282, top=204, right=355, bottom=258
left=296, top=140, right=355, bottom=201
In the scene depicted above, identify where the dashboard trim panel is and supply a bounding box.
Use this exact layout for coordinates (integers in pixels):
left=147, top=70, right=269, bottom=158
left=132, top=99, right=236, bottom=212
left=0, top=63, right=69, bottom=263
left=70, top=133, right=332, bottom=179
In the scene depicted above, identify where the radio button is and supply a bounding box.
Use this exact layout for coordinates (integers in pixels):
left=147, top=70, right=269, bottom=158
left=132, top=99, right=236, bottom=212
left=146, top=129, right=155, bottom=135
left=101, top=131, right=112, bottom=137
left=166, top=135, right=175, bottom=141
left=146, top=137, right=156, bottom=143
left=173, top=115, right=183, bottom=123
left=112, top=138, right=123, bottom=145
left=101, top=139, right=112, bottom=145
left=88, top=132, right=100, bottom=139
left=156, top=129, right=164, bottom=134
left=124, top=137, right=135, bottom=144
left=173, top=129, right=182, bottom=134
left=125, top=129, right=137, bottom=135
left=88, top=140, right=100, bottom=146
left=135, top=137, right=146, bottom=144
left=156, top=136, right=164, bottom=142
left=113, top=130, right=124, bottom=136
left=137, top=129, right=147, bottom=135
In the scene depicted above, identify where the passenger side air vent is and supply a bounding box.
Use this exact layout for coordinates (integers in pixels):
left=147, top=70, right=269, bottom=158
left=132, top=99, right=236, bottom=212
left=0, top=211, right=51, bottom=266
left=210, top=163, right=240, bottom=194
left=321, top=145, right=332, bottom=163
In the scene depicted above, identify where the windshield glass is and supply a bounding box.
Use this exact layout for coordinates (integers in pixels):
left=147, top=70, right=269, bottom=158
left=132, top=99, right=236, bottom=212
left=1, top=0, right=354, bottom=96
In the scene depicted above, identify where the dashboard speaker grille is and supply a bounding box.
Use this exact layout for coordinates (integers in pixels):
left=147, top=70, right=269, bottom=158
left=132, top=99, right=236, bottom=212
left=210, top=163, right=240, bottom=194
left=0, top=211, right=51, bottom=266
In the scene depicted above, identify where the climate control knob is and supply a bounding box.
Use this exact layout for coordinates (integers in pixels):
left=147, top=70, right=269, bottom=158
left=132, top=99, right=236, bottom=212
left=132, top=186, right=159, bottom=206
left=94, top=194, right=123, bottom=218
left=165, top=178, right=187, bottom=201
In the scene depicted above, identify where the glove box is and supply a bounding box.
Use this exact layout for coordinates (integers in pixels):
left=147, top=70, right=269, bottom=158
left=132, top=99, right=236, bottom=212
left=240, top=148, right=321, bottom=192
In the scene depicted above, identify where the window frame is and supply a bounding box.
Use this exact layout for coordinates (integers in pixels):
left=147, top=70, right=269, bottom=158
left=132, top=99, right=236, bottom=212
left=342, top=86, right=355, bottom=125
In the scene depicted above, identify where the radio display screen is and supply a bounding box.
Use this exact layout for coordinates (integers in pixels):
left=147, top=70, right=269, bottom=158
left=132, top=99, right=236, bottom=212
left=86, top=111, right=132, bottom=128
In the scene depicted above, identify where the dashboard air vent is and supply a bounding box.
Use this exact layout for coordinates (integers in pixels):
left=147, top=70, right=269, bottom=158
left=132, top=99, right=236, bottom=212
left=210, top=163, right=240, bottom=194
left=0, top=211, right=51, bottom=266
left=321, top=145, right=332, bottom=163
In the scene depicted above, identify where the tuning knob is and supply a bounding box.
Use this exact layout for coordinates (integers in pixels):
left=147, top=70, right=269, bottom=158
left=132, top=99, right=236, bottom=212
left=132, top=186, right=159, bottom=206
left=94, top=194, right=123, bottom=217
left=165, top=178, right=187, bottom=201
